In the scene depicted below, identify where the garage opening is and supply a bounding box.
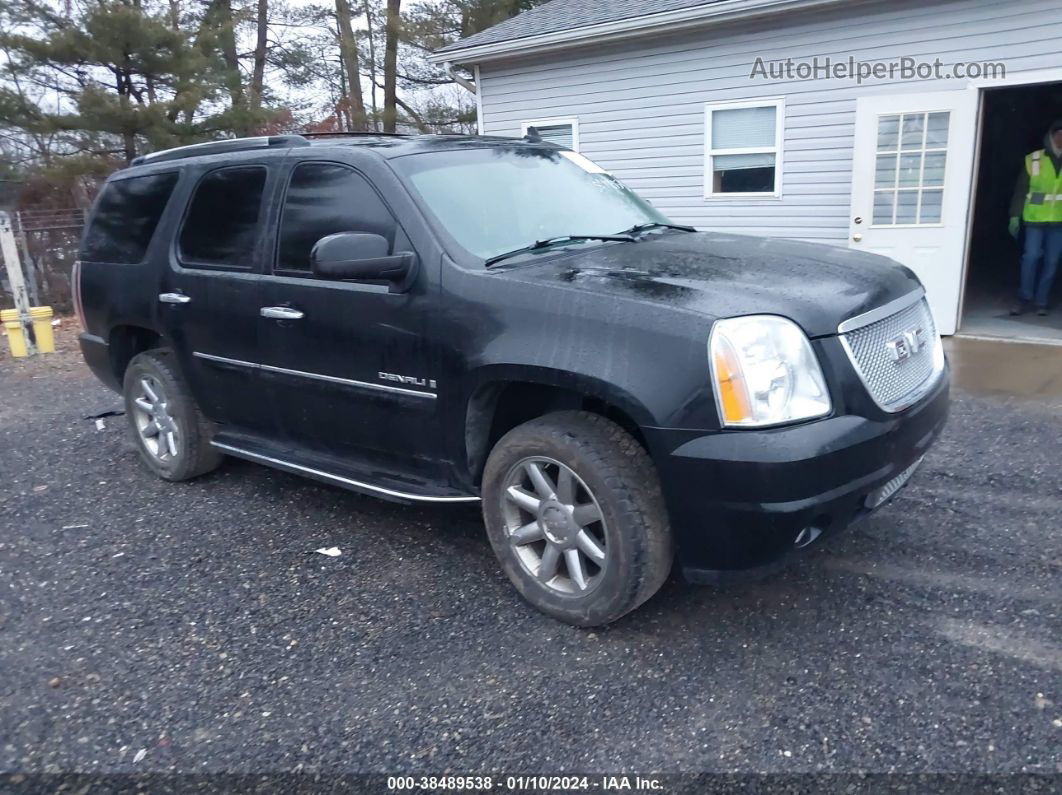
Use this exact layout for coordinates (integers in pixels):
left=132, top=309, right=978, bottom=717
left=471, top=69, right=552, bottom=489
left=961, top=80, right=1062, bottom=343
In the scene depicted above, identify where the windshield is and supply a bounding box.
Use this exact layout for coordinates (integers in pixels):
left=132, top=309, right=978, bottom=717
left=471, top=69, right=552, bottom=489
left=392, top=146, right=671, bottom=261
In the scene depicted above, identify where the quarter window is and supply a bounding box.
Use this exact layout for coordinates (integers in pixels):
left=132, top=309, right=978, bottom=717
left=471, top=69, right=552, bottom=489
left=81, top=172, right=178, bottom=264
left=179, top=166, right=267, bottom=268
left=276, top=163, right=397, bottom=272
left=704, top=100, right=783, bottom=197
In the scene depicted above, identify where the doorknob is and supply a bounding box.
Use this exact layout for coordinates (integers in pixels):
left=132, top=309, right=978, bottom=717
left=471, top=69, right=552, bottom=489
left=260, top=306, right=305, bottom=320
left=852, top=233, right=863, bottom=242
left=159, top=292, right=191, bottom=304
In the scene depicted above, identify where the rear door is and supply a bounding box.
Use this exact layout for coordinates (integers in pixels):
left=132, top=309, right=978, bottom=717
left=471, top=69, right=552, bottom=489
left=256, top=159, right=443, bottom=476
left=158, top=162, right=274, bottom=432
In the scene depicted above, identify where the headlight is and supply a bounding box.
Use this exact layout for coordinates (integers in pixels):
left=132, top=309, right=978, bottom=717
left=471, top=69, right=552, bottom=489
left=709, top=315, right=831, bottom=427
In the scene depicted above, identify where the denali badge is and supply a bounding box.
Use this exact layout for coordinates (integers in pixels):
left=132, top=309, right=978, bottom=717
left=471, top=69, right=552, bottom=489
left=886, top=326, right=926, bottom=363
left=379, top=372, right=437, bottom=389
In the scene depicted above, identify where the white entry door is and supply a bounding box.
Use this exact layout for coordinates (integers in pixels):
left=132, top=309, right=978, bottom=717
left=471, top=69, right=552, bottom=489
left=848, top=90, right=979, bottom=335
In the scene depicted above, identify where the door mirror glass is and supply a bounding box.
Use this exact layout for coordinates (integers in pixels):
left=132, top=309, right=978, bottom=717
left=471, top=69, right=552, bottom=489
left=310, top=232, right=416, bottom=290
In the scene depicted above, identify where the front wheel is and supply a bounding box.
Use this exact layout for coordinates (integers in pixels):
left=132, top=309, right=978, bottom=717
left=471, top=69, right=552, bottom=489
left=123, top=349, right=222, bottom=482
left=482, top=411, right=673, bottom=626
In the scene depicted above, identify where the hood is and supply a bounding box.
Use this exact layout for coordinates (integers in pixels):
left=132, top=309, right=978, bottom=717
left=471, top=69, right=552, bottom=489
left=491, top=231, right=922, bottom=338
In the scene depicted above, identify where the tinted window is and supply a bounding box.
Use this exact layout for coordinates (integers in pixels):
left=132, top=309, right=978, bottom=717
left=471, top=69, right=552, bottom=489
left=179, top=166, right=267, bottom=267
left=81, top=173, right=178, bottom=264
left=277, top=163, right=396, bottom=272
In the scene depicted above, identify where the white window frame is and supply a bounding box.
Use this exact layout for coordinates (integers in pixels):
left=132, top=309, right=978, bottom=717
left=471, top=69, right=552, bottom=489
left=869, top=110, right=949, bottom=229
left=520, top=117, right=580, bottom=152
left=704, top=98, right=784, bottom=199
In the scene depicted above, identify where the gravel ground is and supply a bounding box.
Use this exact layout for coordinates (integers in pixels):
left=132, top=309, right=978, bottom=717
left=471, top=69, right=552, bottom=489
left=0, top=326, right=1060, bottom=776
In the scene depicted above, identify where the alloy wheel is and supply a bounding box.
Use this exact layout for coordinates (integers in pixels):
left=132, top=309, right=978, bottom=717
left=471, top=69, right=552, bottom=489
left=500, top=457, right=609, bottom=595
left=131, top=375, right=180, bottom=462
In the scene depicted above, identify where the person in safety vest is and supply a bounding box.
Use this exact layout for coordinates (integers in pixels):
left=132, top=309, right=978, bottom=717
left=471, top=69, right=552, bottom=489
left=1009, top=119, right=1062, bottom=316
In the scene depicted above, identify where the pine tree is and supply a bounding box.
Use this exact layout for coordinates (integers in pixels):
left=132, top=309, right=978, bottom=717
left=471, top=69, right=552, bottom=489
left=396, top=0, right=544, bottom=131
left=0, top=0, right=287, bottom=163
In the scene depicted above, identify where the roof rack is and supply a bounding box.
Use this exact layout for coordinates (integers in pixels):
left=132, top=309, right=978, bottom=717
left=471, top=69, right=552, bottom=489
left=298, top=131, right=410, bottom=138
left=130, top=134, right=310, bottom=166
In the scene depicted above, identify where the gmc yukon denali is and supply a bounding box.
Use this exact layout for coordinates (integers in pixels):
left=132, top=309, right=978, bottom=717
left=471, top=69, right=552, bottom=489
left=75, top=133, right=949, bottom=626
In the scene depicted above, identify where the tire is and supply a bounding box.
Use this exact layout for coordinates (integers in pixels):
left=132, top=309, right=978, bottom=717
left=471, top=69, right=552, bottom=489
left=122, top=349, right=223, bottom=482
left=482, top=410, right=673, bottom=626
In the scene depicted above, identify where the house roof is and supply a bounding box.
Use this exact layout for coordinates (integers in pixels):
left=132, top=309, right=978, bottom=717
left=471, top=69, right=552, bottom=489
left=430, top=0, right=851, bottom=64
left=435, top=0, right=724, bottom=54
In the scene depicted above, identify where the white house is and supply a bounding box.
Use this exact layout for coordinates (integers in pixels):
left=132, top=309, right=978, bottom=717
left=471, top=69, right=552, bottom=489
left=430, top=0, right=1062, bottom=340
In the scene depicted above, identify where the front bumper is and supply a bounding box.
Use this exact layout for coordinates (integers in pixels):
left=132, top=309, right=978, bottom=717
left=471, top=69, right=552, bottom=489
left=645, top=363, right=950, bottom=579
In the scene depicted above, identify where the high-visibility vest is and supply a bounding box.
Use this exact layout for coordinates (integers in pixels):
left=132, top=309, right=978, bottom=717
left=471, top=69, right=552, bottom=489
left=1023, top=149, right=1062, bottom=224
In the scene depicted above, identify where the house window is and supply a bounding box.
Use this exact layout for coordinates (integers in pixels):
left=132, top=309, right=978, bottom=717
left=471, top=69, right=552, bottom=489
left=705, top=99, right=783, bottom=197
left=521, top=118, right=579, bottom=151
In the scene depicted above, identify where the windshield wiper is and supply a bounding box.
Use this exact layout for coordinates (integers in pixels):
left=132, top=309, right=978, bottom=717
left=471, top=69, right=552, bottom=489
left=618, top=221, right=696, bottom=236
left=484, top=234, right=636, bottom=268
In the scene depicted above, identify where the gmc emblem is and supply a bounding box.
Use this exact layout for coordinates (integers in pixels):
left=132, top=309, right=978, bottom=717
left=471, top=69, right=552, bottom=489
left=886, top=327, right=926, bottom=363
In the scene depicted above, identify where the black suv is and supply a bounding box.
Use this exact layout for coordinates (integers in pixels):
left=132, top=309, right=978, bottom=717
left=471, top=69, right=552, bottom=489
left=76, top=133, right=949, bottom=626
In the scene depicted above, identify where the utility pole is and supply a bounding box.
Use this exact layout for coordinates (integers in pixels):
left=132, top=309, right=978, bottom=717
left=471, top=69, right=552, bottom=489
left=0, top=210, right=36, bottom=356
left=14, top=212, right=40, bottom=306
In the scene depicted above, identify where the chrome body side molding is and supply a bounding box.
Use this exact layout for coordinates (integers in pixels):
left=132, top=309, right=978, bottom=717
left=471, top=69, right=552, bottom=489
left=192, top=351, right=437, bottom=399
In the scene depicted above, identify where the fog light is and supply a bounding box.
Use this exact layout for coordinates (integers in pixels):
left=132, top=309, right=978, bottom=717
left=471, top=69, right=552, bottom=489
left=794, top=526, right=823, bottom=549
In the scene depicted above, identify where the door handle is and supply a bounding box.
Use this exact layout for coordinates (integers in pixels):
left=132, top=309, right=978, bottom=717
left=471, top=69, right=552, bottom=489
left=159, top=292, right=191, bottom=304
left=260, top=306, right=305, bottom=320
left=852, top=233, right=863, bottom=242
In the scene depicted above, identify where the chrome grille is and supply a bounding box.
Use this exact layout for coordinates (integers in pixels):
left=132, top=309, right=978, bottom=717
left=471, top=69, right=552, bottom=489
left=841, top=297, right=940, bottom=410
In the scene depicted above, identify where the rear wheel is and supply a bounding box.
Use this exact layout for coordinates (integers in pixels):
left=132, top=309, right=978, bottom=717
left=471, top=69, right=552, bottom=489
left=123, top=350, right=222, bottom=481
left=482, top=411, right=672, bottom=626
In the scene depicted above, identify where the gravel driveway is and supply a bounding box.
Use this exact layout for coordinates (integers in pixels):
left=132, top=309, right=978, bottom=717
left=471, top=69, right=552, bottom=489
left=1, top=329, right=1059, bottom=777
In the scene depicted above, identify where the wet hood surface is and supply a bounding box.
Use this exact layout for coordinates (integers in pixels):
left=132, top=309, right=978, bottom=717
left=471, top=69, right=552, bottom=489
left=492, top=231, right=923, bottom=338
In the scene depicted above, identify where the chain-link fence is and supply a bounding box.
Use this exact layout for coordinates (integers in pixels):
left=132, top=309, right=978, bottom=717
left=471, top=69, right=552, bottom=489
left=0, top=208, right=85, bottom=313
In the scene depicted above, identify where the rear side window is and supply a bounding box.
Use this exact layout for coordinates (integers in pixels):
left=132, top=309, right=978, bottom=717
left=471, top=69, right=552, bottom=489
left=81, top=173, right=178, bottom=264
left=276, top=162, right=396, bottom=272
left=179, top=166, right=267, bottom=268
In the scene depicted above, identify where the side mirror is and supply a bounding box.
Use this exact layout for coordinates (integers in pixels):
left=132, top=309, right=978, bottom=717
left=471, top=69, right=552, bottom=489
left=310, top=232, right=417, bottom=291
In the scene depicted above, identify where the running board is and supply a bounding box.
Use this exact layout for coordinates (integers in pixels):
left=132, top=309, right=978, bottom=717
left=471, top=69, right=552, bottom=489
left=210, top=441, right=480, bottom=504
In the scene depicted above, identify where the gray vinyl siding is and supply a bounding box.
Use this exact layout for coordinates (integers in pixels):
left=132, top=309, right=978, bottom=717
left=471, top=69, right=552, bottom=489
left=476, top=0, right=1062, bottom=245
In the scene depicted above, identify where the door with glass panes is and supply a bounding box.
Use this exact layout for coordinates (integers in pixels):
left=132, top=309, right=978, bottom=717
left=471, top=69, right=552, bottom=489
left=847, top=90, right=979, bottom=335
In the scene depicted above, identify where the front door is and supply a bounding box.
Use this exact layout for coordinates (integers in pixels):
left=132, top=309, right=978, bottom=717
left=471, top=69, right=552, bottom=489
left=848, top=90, right=979, bottom=335
left=257, top=160, right=442, bottom=478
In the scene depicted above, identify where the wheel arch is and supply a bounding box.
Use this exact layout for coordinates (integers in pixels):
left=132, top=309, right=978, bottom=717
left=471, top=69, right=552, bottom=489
left=108, top=324, right=165, bottom=385
left=462, top=366, right=654, bottom=487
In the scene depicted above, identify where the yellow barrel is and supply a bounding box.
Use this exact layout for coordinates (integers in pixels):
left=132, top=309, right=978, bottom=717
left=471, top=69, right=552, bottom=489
left=30, top=306, right=55, bottom=353
left=1, top=309, right=28, bottom=357
left=1, top=306, right=55, bottom=356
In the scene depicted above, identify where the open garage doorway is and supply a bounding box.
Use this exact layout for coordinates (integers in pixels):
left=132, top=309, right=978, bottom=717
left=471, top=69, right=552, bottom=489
left=961, top=81, right=1062, bottom=343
